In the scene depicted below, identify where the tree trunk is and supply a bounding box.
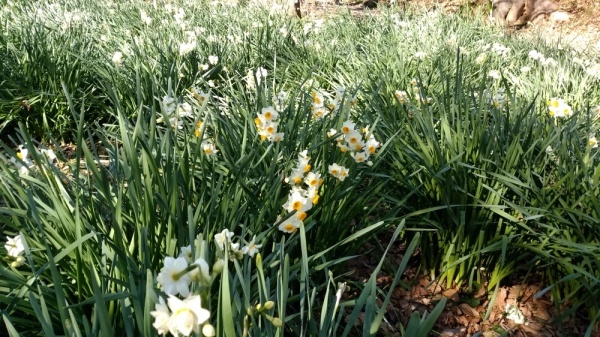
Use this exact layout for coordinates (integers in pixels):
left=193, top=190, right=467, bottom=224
left=492, top=0, right=558, bottom=26
left=294, top=0, right=302, bottom=18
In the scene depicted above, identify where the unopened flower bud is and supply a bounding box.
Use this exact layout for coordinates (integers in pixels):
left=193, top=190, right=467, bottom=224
left=235, top=250, right=244, bottom=260
left=10, top=255, right=25, bottom=268
left=263, top=301, right=275, bottom=310
left=212, top=259, right=224, bottom=274
left=271, top=317, right=283, bottom=327
left=202, top=323, right=216, bottom=336
left=255, top=253, right=263, bottom=269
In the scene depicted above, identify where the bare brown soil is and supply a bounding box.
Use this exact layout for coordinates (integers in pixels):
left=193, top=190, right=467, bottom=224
left=344, top=230, right=599, bottom=336
left=300, top=0, right=600, bottom=55
left=512, top=0, right=600, bottom=54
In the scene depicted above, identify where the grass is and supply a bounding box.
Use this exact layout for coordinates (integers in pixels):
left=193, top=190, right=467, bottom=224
left=1, top=0, right=599, bottom=335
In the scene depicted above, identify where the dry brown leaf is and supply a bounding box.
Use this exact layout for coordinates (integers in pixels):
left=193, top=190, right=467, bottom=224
left=458, top=303, right=480, bottom=318
left=533, top=307, right=551, bottom=322
left=475, top=283, right=488, bottom=298
left=398, top=299, right=410, bottom=310
left=443, top=288, right=460, bottom=302
left=440, top=310, right=455, bottom=325
left=457, top=315, right=470, bottom=326
left=441, top=327, right=467, bottom=337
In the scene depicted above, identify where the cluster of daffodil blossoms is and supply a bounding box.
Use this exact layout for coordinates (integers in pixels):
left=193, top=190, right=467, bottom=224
left=245, top=67, right=268, bottom=91
left=328, top=120, right=380, bottom=165
left=546, top=97, right=573, bottom=118
left=253, top=85, right=383, bottom=235
left=152, top=229, right=266, bottom=336
left=472, top=86, right=507, bottom=109
left=254, top=89, right=292, bottom=142
left=527, top=49, right=558, bottom=67
left=327, top=163, right=350, bottom=182
left=394, top=78, right=432, bottom=107
left=9, top=144, right=57, bottom=175
left=251, top=83, right=383, bottom=235
left=474, top=42, right=510, bottom=66
left=254, top=106, right=284, bottom=142
left=277, top=151, right=321, bottom=234
left=4, top=234, right=25, bottom=268
left=157, top=88, right=218, bottom=157
left=309, top=87, right=356, bottom=120
left=572, top=54, right=600, bottom=79
left=311, top=87, right=380, bottom=167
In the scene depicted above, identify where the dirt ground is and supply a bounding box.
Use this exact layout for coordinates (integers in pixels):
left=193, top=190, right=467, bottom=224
left=300, top=0, right=600, bottom=55
left=344, top=230, right=599, bottom=336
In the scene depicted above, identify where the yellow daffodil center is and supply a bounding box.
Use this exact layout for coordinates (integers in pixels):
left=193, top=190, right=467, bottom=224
left=341, top=126, right=350, bottom=134
left=312, top=195, right=319, bottom=204
left=284, top=224, right=296, bottom=232
left=292, top=201, right=302, bottom=211
left=297, top=212, right=307, bottom=221
left=17, top=153, right=23, bottom=159
left=293, top=177, right=302, bottom=184
left=205, top=148, right=212, bottom=155
left=304, top=164, right=311, bottom=172
left=331, top=169, right=339, bottom=175
left=265, top=112, right=272, bottom=120
left=173, top=308, right=194, bottom=322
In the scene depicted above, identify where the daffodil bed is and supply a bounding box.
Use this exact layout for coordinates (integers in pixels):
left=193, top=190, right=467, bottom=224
left=0, top=0, right=599, bottom=336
